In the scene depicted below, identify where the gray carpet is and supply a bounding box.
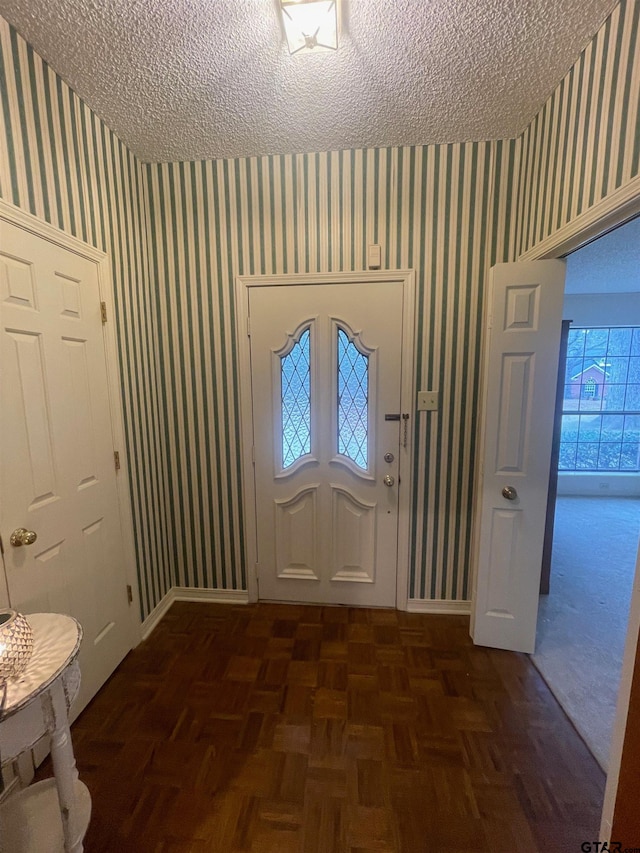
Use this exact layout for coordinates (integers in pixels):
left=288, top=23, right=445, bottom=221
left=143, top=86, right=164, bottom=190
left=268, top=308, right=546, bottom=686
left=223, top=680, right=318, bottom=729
left=532, top=496, right=640, bottom=771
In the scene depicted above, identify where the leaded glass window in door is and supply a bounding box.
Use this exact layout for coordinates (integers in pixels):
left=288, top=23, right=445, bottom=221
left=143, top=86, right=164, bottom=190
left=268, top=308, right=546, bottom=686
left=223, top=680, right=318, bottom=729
left=280, top=327, right=311, bottom=468
left=337, top=328, right=369, bottom=469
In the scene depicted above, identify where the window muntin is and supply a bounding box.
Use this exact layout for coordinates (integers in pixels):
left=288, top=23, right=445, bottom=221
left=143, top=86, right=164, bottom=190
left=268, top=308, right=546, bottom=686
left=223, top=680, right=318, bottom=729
left=337, top=328, right=368, bottom=469
left=281, top=327, right=311, bottom=469
left=560, top=327, right=640, bottom=472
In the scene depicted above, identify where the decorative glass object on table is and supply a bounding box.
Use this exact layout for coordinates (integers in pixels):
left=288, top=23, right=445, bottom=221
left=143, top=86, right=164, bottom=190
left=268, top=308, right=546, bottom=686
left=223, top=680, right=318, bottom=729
left=0, top=610, right=34, bottom=680
left=0, top=609, right=35, bottom=794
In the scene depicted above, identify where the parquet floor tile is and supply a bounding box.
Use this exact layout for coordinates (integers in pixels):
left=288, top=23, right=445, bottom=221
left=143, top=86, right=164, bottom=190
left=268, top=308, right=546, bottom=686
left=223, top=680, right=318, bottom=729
left=42, top=602, right=604, bottom=852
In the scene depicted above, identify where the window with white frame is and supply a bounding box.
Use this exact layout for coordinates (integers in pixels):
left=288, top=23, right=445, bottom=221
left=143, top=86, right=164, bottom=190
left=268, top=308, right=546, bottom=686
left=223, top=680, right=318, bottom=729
left=560, top=327, right=640, bottom=471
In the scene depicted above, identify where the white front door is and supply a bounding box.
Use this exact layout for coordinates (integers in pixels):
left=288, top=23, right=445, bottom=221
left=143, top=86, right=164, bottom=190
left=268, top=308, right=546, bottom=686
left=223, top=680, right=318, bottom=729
left=0, top=217, right=133, bottom=712
left=471, top=260, right=566, bottom=653
left=250, top=281, right=405, bottom=606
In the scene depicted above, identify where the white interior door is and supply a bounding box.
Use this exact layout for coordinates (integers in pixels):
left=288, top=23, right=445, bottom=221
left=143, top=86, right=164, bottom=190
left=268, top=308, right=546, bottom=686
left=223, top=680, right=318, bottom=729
left=471, top=260, right=566, bottom=653
left=250, top=281, right=405, bottom=606
left=0, top=218, right=133, bottom=712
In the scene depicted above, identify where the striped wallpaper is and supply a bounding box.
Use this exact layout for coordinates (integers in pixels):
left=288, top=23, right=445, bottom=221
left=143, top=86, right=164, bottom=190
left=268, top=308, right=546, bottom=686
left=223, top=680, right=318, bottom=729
left=144, top=143, right=515, bottom=602
left=1, top=0, right=638, bottom=616
left=515, top=0, right=639, bottom=257
left=0, top=17, right=172, bottom=619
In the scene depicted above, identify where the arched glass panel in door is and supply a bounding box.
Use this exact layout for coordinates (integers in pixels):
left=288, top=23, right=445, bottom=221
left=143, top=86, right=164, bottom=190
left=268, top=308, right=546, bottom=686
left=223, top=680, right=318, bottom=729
left=280, top=327, right=311, bottom=468
left=337, top=328, right=368, bottom=469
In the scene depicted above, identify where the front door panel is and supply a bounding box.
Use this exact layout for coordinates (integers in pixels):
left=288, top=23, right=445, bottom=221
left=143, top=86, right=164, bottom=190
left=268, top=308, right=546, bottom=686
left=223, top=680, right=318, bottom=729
left=250, top=282, right=404, bottom=606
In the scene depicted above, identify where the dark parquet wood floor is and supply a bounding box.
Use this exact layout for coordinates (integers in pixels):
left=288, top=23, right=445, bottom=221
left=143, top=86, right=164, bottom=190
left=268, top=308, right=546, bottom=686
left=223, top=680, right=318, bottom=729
left=57, top=602, right=604, bottom=852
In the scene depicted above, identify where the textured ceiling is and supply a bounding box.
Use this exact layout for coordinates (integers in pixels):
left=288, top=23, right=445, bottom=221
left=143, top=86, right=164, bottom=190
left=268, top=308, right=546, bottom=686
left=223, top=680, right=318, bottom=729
left=0, top=0, right=619, bottom=163
left=565, top=217, right=640, bottom=295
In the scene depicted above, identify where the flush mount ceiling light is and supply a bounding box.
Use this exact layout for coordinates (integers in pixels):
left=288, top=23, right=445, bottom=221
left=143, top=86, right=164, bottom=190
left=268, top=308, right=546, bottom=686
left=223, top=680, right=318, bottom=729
left=280, top=0, right=338, bottom=55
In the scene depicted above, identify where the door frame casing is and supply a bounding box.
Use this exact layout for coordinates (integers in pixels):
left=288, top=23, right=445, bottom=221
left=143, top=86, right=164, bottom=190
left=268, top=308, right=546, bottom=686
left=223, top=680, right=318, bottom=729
left=235, top=270, right=417, bottom=609
left=0, top=198, right=142, bottom=645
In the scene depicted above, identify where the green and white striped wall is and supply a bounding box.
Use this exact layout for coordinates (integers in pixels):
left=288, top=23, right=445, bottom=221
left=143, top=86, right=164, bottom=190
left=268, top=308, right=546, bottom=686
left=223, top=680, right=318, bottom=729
left=143, top=143, right=515, bottom=602
left=1, top=0, right=638, bottom=618
left=0, top=18, right=172, bottom=618
left=515, top=0, right=639, bottom=257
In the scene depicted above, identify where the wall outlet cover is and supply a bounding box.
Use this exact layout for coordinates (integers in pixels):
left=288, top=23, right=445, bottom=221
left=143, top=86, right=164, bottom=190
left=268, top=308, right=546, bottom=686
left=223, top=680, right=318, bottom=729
left=417, top=391, right=439, bottom=411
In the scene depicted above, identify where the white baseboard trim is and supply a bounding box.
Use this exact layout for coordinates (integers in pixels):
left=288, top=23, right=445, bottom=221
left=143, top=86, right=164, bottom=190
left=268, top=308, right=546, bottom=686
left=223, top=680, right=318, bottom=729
left=406, top=598, right=471, bottom=615
left=141, top=589, right=468, bottom=638
left=172, top=586, right=249, bottom=604
left=557, top=472, right=640, bottom=497
left=141, top=586, right=250, bottom=640
left=140, top=589, right=175, bottom=640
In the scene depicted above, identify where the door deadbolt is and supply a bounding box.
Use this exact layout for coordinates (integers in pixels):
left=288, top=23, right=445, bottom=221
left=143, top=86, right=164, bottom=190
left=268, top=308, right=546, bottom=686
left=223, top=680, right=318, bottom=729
left=10, top=527, right=38, bottom=547
left=384, top=452, right=395, bottom=463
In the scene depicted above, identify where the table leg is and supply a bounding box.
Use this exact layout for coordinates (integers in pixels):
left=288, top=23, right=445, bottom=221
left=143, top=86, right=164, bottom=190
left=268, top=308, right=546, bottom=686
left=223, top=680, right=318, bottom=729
left=41, top=682, right=85, bottom=853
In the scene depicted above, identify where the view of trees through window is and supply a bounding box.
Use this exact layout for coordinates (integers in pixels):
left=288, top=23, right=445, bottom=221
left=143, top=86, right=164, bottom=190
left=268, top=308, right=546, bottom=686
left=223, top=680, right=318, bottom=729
left=560, top=326, right=640, bottom=471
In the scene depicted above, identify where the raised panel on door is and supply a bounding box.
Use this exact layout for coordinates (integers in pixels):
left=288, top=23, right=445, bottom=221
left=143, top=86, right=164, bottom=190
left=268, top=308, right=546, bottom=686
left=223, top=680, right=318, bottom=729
left=495, top=353, right=534, bottom=473
left=0, top=251, right=37, bottom=309
left=484, top=507, right=521, bottom=619
left=57, top=271, right=83, bottom=320
left=5, top=329, right=59, bottom=509
left=275, top=486, right=319, bottom=580
left=330, top=486, right=376, bottom=583
left=63, top=335, right=100, bottom=491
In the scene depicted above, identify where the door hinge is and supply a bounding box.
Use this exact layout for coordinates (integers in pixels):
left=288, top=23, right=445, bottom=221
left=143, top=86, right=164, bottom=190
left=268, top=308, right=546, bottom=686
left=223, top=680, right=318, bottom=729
left=100, top=301, right=108, bottom=324
left=126, top=584, right=133, bottom=604
left=0, top=534, right=4, bottom=556
left=251, top=446, right=255, bottom=464
left=114, top=450, right=121, bottom=470
left=247, top=316, right=251, bottom=336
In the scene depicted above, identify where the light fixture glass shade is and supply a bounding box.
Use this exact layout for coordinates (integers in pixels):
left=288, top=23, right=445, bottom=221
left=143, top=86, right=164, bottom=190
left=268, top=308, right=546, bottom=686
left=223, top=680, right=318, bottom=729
left=0, top=610, right=34, bottom=679
left=281, top=0, right=338, bottom=55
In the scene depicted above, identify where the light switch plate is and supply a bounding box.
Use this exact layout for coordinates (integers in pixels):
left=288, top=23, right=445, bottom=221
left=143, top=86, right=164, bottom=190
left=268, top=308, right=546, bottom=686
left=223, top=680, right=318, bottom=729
left=417, top=390, right=439, bottom=411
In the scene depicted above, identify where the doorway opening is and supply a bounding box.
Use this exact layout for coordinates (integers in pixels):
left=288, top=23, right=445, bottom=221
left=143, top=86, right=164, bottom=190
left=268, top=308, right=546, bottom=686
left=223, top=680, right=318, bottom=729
left=533, top=215, right=640, bottom=771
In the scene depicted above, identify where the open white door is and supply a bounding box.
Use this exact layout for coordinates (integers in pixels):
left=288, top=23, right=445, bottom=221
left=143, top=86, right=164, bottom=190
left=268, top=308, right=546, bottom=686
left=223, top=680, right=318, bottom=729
left=471, top=260, right=566, bottom=653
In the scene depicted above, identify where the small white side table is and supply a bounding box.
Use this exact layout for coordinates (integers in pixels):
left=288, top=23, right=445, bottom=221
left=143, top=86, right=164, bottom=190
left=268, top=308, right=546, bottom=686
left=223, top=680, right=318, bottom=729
left=0, top=613, right=90, bottom=853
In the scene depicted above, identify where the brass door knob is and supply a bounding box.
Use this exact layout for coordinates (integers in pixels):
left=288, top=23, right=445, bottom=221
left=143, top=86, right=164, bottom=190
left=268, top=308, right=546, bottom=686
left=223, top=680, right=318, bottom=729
left=383, top=474, right=395, bottom=487
left=10, top=528, right=38, bottom=547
